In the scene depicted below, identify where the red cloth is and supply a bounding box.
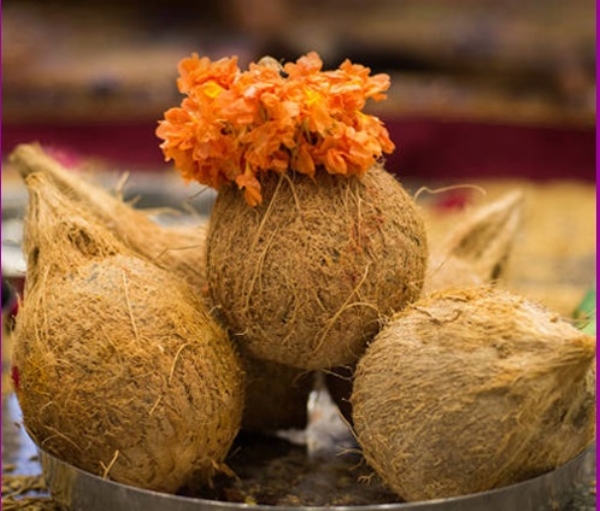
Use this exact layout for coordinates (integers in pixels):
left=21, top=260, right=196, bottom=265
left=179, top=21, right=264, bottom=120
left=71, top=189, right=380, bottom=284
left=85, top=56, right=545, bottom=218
left=2, top=118, right=595, bottom=181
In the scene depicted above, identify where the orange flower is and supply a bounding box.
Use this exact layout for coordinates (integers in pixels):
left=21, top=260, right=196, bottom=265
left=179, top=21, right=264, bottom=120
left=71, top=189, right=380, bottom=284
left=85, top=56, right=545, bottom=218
left=177, top=54, right=239, bottom=95
left=235, top=166, right=262, bottom=206
left=294, top=143, right=316, bottom=177
left=157, top=51, right=395, bottom=205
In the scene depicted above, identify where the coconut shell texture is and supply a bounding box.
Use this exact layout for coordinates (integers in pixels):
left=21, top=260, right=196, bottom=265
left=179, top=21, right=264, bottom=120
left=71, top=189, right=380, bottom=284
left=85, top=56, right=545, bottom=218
left=10, top=143, right=208, bottom=297
left=12, top=173, right=245, bottom=493
left=352, top=287, right=595, bottom=501
left=206, top=165, right=428, bottom=370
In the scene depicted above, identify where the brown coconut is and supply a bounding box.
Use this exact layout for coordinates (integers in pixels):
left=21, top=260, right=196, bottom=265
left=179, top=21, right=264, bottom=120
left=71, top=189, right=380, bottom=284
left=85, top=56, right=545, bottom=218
left=423, top=189, right=523, bottom=294
left=351, top=287, right=595, bottom=501
left=12, top=172, right=245, bottom=493
left=326, top=190, right=524, bottom=424
left=206, top=165, right=428, bottom=370
left=9, top=143, right=208, bottom=296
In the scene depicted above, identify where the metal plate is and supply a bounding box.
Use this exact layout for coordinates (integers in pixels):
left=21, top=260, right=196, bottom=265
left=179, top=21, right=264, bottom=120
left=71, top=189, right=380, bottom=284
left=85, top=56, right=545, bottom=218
left=41, top=440, right=595, bottom=511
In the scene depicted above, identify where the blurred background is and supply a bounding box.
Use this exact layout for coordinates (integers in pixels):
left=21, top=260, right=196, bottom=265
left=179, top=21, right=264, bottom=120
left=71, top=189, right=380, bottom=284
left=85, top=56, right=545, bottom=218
left=1, top=0, right=596, bottom=299
left=1, top=0, right=595, bottom=172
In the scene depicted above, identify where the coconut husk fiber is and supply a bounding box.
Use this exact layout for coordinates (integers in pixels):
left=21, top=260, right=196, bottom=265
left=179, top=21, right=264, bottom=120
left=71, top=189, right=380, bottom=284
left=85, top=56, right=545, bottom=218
left=325, top=190, right=524, bottom=425
left=423, top=190, right=523, bottom=294
left=351, top=286, right=595, bottom=501
left=9, top=143, right=208, bottom=297
left=206, top=164, right=428, bottom=370
left=12, top=172, right=245, bottom=493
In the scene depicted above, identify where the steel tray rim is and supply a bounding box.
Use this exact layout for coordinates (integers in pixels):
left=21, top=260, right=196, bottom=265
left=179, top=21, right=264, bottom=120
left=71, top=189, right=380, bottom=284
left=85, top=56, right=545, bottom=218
left=40, top=444, right=595, bottom=511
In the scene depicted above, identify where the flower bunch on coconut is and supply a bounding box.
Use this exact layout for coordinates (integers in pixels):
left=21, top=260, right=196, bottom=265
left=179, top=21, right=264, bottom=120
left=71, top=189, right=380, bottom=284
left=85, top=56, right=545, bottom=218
left=157, top=52, right=428, bottom=370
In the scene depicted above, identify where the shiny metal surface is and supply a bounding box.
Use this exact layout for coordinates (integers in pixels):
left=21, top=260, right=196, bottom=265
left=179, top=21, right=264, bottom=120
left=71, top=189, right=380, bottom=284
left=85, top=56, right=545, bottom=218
left=40, top=444, right=595, bottom=511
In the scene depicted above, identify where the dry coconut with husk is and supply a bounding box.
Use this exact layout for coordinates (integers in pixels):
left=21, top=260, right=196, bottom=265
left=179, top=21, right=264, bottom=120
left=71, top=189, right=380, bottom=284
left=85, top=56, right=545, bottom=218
left=205, top=166, right=426, bottom=370
left=11, top=172, right=245, bottom=493
left=351, top=286, right=595, bottom=501
left=10, top=143, right=314, bottom=435
left=325, top=190, right=524, bottom=424
left=422, top=189, right=523, bottom=294
left=157, top=51, right=428, bottom=370
left=10, top=143, right=209, bottom=297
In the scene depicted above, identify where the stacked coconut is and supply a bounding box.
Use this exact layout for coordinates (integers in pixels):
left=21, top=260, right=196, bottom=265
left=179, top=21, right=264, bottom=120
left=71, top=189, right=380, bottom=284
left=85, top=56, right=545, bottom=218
left=9, top=51, right=595, bottom=501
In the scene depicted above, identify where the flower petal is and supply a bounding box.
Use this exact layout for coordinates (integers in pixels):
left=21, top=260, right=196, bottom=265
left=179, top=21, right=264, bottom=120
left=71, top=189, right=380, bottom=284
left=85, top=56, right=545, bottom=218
left=158, top=51, right=395, bottom=206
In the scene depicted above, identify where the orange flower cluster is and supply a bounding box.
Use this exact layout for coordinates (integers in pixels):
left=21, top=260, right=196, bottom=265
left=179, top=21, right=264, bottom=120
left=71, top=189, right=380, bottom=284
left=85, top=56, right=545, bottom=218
left=157, top=52, right=395, bottom=205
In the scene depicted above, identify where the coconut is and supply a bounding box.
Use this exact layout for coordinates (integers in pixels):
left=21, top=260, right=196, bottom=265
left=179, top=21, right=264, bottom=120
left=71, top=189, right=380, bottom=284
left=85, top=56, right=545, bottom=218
left=9, top=143, right=208, bottom=296
left=12, top=172, right=245, bottom=493
left=423, top=190, right=523, bottom=294
left=351, top=287, right=595, bottom=501
left=326, top=191, right=524, bottom=424
left=207, top=165, right=428, bottom=370
left=241, top=354, right=314, bottom=433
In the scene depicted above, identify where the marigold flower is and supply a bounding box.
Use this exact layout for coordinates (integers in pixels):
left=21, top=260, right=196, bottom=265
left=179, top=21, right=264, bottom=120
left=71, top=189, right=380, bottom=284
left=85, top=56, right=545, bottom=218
left=157, top=51, right=395, bottom=205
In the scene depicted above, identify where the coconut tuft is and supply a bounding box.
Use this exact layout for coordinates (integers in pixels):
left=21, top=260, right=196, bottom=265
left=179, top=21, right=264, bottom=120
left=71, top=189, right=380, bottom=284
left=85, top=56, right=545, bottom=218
left=9, top=143, right=208, bottom=296
left=12, top=172, right=245, bottom=493
left=423, top=190, right=523, bottom=294
left=351, top=286, right=595, bottom=501
left=206, top=165, right=428, bottom=370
